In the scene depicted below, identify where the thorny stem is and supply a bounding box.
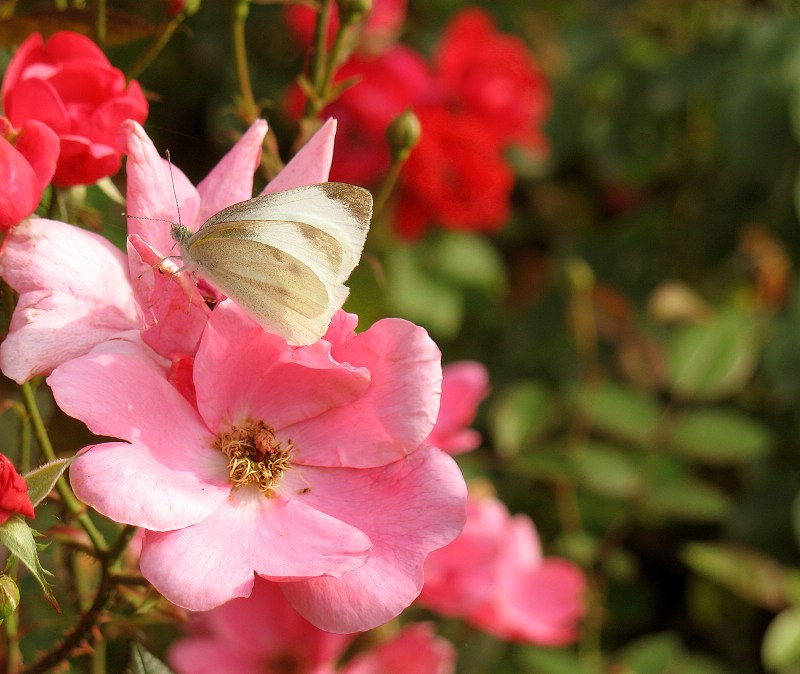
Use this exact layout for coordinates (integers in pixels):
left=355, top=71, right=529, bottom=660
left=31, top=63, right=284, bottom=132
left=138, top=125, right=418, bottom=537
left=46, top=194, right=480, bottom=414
left=20, top=526, right=138, bottom=674
left=4, top=561, right=22, bottom=674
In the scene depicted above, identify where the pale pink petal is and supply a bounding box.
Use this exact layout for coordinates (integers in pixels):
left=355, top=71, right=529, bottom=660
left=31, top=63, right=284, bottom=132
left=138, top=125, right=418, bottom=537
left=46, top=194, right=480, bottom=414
left=340, top=623, right=455, bottom=674
left=196, top=119, right=268, bottom=224
left=47, top=337, right=231, bottom=530
left=280, top=447, right=467, bottom=633
left=193, top=302, right=370, bottom=435
left=141, top=487, right=372, bottom=611
left=0, top=217, right=137, bottom=383
left=285, top=318, right=442, bottom=468
left=120, top=119, right=200, bottom=252
left=261, top=118, right=336, bottom=195
left=127, top=234, right=210, bottom=358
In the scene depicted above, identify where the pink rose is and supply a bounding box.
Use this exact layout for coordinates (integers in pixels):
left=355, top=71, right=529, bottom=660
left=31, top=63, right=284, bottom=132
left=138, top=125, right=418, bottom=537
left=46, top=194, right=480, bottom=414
left=420, top=493, right=586, bottom=646
left=0, top=453, right=35, bottom=525
left=2, top=31, right=148, bottom=186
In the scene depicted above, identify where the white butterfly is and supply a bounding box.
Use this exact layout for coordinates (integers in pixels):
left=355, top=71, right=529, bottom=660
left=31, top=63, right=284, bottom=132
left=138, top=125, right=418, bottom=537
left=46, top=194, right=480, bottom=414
left=170, top=182, right=372, bottom=346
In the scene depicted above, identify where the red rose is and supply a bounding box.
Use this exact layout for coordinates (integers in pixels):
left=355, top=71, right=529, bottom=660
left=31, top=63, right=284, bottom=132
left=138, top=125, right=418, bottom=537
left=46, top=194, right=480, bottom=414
left=0, top=454, right=34, bottom=525
left=1, top=31, right=148, bottom=187
left=299, top=46, right=433, bottom=185
left=0, top=116, right=59, bottom=230
left=396, top=106, right=514, bottom=239
left=435, top=9, right=551, bottom=152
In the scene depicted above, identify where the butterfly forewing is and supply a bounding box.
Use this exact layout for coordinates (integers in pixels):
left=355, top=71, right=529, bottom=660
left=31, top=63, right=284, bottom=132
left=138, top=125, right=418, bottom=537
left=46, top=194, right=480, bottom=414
left=178, top=182, right=373, bottom=346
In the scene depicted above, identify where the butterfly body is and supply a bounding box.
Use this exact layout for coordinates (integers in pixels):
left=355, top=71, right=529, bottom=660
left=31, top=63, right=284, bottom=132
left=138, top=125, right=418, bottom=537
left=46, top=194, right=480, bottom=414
left=170, top=182, right=372, bottom=346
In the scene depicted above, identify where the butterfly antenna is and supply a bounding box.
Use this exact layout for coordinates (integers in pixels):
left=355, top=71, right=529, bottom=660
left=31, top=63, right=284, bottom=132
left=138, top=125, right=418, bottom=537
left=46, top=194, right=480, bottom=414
left=165, top=150, right=183, bottom=227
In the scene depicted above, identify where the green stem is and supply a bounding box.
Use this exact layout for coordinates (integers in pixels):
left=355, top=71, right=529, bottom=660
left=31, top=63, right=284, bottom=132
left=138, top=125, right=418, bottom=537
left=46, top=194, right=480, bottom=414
left=231, top=6, right=258, bottom=122
left=373, top=159, right=404, bottom=218
left=4, top=561, right=22, bottom=674
left=95, top=0, right=107, bottom=47
left=19, top=382, right=107, bottom=554
left=310, top=0, right=333, bottom=93
left=127, top=17, right=182, bottom=81
left=20, top=526, right=137, bottom=674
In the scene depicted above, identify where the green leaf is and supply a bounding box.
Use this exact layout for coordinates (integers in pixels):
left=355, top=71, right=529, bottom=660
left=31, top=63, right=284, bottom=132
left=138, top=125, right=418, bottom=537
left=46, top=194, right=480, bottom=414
left=0, top=517, right=57, bottom=609
left=575, top=380, right=661, bottom=446
left=641, top=478, right=729, bottom=523
left=385, top=246, right=463, bottom=338
left=792, top=492, right=800, bottom=553
left=24, top=458, right=73, bottom=508
left=668, top=409, right=772, bottom=465
left=763, top=606, right=800, bottom=672
left=489, top=380, right=553, bottom=458
left=682, top=542, right=792, bottom=611
left=426, top=231, right=507, bottom=294
left=615, top=632, right=682, bottom=673
left=519, top=647, right=594, bottom=674
left=126, top=643, right=175, bottom=674
left=571, top=442, right=642, bottom=499
left=666, top=310, right=759, bottom=401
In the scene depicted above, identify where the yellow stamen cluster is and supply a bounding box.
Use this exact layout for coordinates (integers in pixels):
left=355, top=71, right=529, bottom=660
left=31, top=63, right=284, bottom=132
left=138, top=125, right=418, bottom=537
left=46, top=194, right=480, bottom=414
left=215, top=421, right=293, bottom=495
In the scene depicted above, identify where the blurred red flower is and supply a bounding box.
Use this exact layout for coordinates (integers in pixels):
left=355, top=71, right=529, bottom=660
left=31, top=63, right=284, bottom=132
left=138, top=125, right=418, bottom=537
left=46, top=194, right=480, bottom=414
left=324, top=47, right=433, bottom=185
left=435, top=8, right=551, bottom=152
left=0, top=453, right=34, bottom=525
left=396, top=106, right=513, bottom=239
left=1, top=31, right=148, bottom=187
left=285, top=0, right=408, bottom=53
left=0, top=117, right=59, bottom=230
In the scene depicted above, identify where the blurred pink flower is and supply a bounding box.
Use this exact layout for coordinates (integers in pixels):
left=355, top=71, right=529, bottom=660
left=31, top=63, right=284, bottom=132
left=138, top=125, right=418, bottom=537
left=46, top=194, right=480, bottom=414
left=170, top=577, right=454, bottom=674
left=426, top=361, right=490, bottom=455
left=0, top=117, right=59, bottom=230
left=340, top=623, right=455, bottom=674
left=49, top=305, right=466, bottom=632
left=1, top=31, right=148, bottom=186
left=419, top=493, right=586, bottom=646
left=169, top=577, right=354, bottom=674
left=0, top=119, right=338, bottom=383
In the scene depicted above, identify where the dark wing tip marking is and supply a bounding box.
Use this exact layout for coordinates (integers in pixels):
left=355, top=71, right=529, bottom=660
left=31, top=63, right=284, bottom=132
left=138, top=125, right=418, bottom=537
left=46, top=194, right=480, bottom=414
left=321, top=183, right=373, bottom=228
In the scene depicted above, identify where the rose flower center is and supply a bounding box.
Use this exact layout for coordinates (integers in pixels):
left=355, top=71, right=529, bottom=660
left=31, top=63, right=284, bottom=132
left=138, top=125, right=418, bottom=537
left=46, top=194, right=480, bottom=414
left=214, top=421, right=293, bottom=495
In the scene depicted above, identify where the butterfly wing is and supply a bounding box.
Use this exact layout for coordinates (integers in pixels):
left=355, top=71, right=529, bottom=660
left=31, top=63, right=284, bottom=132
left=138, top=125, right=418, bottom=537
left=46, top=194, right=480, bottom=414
left=199, top=183, right=372, bottom=282
left=185, top=183, right=372, bottom=345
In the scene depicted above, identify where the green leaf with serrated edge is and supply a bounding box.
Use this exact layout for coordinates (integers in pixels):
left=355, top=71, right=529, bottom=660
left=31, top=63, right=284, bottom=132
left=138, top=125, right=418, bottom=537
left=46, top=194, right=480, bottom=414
left=24, top=457, right=73, bottom=508
left=0, top=516, right=57, bottom=610
left=668, top=409, right=772, bottom=465
left=681, top=542, right=791, bottom=611
left=667, top=309, right=758, bottom=401
left=126, top=643, right=176, bottom=674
